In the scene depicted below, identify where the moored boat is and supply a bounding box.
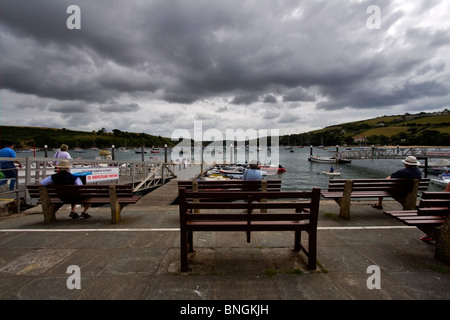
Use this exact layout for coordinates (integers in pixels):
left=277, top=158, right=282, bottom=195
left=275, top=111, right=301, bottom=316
left=321, top=171, right=341, bottom=176
left=258, top=165, right=286, bottom=174
left=308, top=155, right=336, bottom=163
left=430, top=173, right=450, bottom=187
left=308, top=155, right=351, bottom=164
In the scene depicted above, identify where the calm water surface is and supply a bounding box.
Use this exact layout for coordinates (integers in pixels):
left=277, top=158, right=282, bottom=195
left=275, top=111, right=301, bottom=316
left=22, top=147, right=444, bottom=192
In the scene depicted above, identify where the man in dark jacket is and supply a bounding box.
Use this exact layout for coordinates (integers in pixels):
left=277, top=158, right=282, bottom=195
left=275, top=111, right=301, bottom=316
left=39, top=160, right=91, bottom=219
left=372, top=156, right=422, bottom=210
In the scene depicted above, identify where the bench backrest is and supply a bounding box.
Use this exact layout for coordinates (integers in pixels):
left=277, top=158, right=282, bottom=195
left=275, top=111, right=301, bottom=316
left=177, top=179, right=282, bottom=192
left=27, top=184, right=134, bottom=202
left=417, top=191, right=450, bottom=216
left=327, top=178, right=430, bottom=192
left=178, top=187, right=321, bottom=225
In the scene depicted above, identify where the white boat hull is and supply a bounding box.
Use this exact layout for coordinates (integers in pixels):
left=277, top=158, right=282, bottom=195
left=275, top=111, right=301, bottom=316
left=321, top=171, right=341, bottom=176
left=430, top=175, right=450, bottom=187
left=308, top=156, right=336, bottom=164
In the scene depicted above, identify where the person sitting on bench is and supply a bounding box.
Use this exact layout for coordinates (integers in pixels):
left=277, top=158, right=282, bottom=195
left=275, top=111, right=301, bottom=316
left=243, top=160, right=263, bottom=181
left=372, top=156, right=422, bottom=210
left=39, top=160, right=91, bottom=219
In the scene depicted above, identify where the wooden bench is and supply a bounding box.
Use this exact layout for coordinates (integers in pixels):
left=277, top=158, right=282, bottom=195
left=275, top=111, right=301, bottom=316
left=26, top=184, right=142, bottom=224
left=384, top=192, right=450, bottom=264
left=320, top=178, right=430, bottom=219
left=177, top=179, right=282, bottom=192
left=178, top=187, right=321, bottom=272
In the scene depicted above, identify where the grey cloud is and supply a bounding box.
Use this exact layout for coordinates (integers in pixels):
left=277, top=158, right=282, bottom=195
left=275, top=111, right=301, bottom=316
left=262, top=95, right=277, bottom=104
left=0, top=0, right=448, bottom=134
left=283, top=87, right=316, bottom=102
left=99, top=102, right=140, bottom=113
left=263, top=109, right=279, bottom=120
left=48, top=102, right=91, bottom=113
left=217, top=106, right=229, bottom=112
left=231, top=94, right=259, bottom=105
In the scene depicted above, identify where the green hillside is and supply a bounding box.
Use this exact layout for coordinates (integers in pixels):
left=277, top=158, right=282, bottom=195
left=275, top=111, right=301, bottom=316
left=282, top=110, right=449, bottom=147
left=0, top=126, right=175, bottom=150
left=1, top=110, right=448, bottom=149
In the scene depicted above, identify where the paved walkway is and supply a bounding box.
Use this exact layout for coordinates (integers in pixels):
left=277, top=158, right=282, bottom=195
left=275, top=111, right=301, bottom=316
left=0, top=182, right=449, bottom=306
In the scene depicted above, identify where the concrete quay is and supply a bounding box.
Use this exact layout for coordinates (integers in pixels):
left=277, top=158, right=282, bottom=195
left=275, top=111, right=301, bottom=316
left=0, top=178, right=449, bottom=307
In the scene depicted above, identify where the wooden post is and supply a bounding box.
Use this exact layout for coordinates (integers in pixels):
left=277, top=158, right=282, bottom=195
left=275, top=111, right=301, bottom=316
left=39, top=186, right=56, bottom=224
left=109, top=185, right=121, bottom=224
left=193, top=181, right=199, bottom=213
left=179, top=187, right=189, bottom=272
left=260, top=180, right=267, bottom=213
left=435, top=218, right=450, bottom=265
left=307, top=187, right=320, bottom=270
left=402, top=179, right=420, bottom=210
left=338, top=180, right=353, bottom=220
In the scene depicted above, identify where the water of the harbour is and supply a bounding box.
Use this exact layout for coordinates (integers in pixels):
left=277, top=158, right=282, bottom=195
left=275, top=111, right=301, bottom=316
left=21, top=146, right=445, bottom=192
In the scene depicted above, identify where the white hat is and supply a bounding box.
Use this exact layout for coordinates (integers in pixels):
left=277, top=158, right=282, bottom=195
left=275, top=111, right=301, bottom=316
left=57, top=160, right=72, bottom=170
left=402, top=156, right=420, bottom=166
left=249, top=159, right=258, bottom=168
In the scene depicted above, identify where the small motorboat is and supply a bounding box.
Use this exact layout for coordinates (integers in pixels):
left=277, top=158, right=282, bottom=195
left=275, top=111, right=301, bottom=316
left=258, top=165, right=286, bottom=174
left=308, top=155, right=336, bottom=164
left=321, top=171, right=341, bottom=176
left=308, top=155, right=351, bottom=164
left=430, top=174, right=450, bottom=188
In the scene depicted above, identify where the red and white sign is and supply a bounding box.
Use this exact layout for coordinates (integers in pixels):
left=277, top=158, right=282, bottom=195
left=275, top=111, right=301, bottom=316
left=71, top=167, right=119, bottom=183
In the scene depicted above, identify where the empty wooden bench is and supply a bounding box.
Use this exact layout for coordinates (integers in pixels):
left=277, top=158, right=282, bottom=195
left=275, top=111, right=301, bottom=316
left=26, top=184, right=142, bottom=224
left=177, top=179, right=282, bottom=192
left=384, top=192, right=450, bottom=264
left=178, top=187, right=321, bottom=272
left=320, top=178, right=430, bottom=219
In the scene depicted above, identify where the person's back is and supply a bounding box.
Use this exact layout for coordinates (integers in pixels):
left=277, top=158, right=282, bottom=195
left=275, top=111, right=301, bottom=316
left=243, top=168, right=263, bottom=180
left=39, top=160, right=91, bottom=219
left=390, top=166, right=422, bottom=179
left=0, top=142, right=22, bottom=190
left=53, top=144, right=72, bottom=165
left=373, top=156, right=422, bottom=210
left=243, top=160, right=262, bottom=181
left=51, top=170, right=78, bottom=185
left=0, top=145, right=16, bottom=168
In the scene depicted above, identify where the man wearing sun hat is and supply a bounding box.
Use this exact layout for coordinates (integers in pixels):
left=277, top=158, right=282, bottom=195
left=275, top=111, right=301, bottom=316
left=372, top=155, right=422, bottom=210
left=39, top=160, right=91, bottom=219
left=243, top=159, right=263, bottom=180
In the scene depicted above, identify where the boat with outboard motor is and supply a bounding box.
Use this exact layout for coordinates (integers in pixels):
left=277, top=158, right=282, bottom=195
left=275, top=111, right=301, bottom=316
left=308, top=155, right=351, bottom=164
left=321, top=170, right=341, bottom=176
left=430, top=173, right=450, bottom=187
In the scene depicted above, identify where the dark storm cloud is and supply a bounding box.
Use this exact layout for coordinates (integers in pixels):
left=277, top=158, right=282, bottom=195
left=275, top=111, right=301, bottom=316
left=99, top=102, right=140, bottom=113
left=262, top=95, right=277, bottom=104
left=0, top=0, right=449, bottom=130
left=283, top=87, right=316, bottom=102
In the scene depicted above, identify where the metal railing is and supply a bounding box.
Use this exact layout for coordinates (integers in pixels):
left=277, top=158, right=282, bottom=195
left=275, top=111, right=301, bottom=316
left=333, top=146, right=450, bottom=160
left=0, top=156, right=184, bottom=212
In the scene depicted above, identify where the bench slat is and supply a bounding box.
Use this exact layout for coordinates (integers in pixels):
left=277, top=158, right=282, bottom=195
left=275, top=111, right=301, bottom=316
left=179, top=186, right=320, bottom=272
left=401, top=219, right=445, bottom=225
left=321, top=178, right=430, bottom=219
left=26, top=184, right=141, bottom=224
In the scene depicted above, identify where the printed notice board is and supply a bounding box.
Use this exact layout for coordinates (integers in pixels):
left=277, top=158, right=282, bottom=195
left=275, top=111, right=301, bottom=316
left=71, top=167, right=119, bottom=183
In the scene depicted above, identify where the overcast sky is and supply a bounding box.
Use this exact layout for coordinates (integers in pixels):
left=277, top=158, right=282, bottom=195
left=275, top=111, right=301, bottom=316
left=1, top=0, right=449, bottom=139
